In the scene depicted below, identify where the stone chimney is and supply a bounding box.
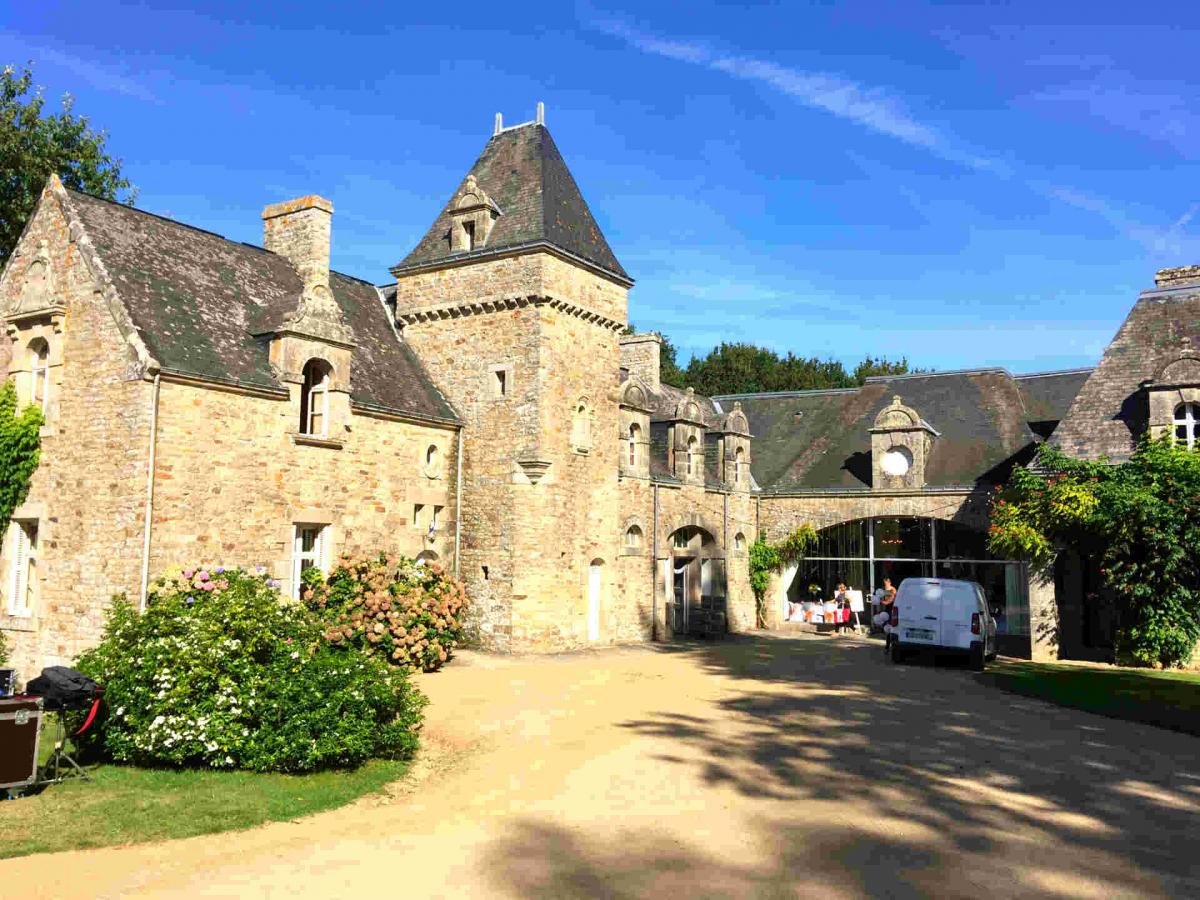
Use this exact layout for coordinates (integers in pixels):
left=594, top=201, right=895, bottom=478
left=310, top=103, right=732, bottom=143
left=620, top=332, right=662, bottom=392
left=260, top=195, right=352, bottom=346
left=1155, top=265, right=1200, bottom=289
left=263, top=196, right=333, bottom=289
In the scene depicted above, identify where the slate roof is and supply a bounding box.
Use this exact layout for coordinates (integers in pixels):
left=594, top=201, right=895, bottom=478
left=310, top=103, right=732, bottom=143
left=719, top=368, right=1068, bottom=493
left=1051, top=284, right=1200, bottom=462
left=392, top=123, right=630, bottom=284
left=1015, top=368, right=1093, bottom=439
left=66, top=190, right=457, bottom=423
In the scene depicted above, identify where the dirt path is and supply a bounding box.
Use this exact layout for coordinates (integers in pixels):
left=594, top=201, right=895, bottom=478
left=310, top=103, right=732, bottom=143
left=5, top=633, right=1199, bottom=898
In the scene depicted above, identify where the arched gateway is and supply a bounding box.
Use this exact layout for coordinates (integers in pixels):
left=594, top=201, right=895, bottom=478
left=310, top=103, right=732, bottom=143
left=780, top=516, right=1030, bottom=656
left=667, top=526, right=726, bottom=637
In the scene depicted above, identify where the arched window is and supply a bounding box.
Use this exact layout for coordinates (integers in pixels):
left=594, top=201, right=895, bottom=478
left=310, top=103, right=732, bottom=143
left=628, top=423, right=641, bottom=467
left=734, top=446, right=745, bottom=485
left=686, top=436, right=698, bottom=477
left=425, top=443, right=441, bottom=476
left=625, top=524, right=643, bottom=550
left=299, top=359, right=331, bottom=437
left=734, top=531, right=747, bottom=552
left=29, top=338, right=49, bottom=412
left=572, top=399, right=592, bottom=452
left=1175, top=403, right=1200, bottom=450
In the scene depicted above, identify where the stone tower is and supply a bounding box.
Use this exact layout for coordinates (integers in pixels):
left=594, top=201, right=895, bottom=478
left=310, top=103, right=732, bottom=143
left=388, top=110, right=631, bottom=651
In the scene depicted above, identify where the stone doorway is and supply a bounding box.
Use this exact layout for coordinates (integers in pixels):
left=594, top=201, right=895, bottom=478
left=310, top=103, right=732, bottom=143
left=667, top=527, right=726, bottom=638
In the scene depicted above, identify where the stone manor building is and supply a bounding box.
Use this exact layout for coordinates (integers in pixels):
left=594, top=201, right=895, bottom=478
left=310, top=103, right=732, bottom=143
left=1, top=108, right=1197, bottom=677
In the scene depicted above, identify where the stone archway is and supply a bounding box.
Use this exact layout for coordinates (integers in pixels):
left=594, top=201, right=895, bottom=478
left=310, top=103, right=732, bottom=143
left=666, top=526, right=726, bottom=637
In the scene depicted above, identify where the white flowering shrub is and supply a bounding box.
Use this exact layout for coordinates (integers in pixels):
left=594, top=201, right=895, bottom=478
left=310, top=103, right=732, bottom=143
left=76, top=567, right=426, bottom=772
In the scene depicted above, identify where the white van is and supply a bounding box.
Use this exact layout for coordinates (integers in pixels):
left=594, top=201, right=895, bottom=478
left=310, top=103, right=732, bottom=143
left=888, top=577, right=997, bottom=670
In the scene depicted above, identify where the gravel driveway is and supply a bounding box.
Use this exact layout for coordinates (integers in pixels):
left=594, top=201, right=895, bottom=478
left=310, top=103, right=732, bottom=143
left=5, top=632, right=1199, bottom=898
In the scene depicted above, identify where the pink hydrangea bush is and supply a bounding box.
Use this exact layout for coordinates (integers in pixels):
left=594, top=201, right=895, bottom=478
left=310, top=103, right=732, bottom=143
left=302, top=554, right=469, bottom=672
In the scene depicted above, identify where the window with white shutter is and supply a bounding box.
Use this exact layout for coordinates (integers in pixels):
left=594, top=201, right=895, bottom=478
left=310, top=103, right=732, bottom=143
left=7, top=521, right=38, bottom=616
left=291, top=524, right=328, bottom=599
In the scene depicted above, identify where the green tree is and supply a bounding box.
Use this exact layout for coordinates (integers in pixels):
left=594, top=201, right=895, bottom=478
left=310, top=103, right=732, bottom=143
left=669, top=340, right=919, bottom=396
left=989, top=439, right=1200, bottom=668
left=0, top=380, right=42, bottom=538
left=659, top=333, right=687, bottom=388
left=853, top=356, right=916, bottom=385
left=0, top=63, right=135, bottom=263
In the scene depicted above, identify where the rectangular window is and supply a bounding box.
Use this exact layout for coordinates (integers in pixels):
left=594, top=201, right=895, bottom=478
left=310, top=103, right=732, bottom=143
left=291, top=524, right=327, bottom=599
left=413, top=504, right=425, bottom=530
left=463, top=220, right=476, bottom=251
left=7, top=521, right=38, bottom=616
left=431, top=505, right=443, bottom=531
left=494, top=368, right=507, bottom=397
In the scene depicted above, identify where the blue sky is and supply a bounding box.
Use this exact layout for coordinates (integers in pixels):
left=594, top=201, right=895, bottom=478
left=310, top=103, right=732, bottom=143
left=4, top=1, right=1199, bottom=373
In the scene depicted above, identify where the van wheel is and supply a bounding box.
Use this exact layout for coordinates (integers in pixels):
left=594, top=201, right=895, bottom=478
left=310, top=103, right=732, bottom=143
left=890, top=640, right=905, bottom=664
left=970, top=643, right=985, bottom=672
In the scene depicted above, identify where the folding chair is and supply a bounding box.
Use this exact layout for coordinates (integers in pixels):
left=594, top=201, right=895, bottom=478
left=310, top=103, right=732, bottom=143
left=39, top=687, right=104, bottom=785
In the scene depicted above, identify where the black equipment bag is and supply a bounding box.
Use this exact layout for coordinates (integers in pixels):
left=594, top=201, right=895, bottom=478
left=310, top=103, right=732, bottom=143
left=26, top=666, right=99, bottom=711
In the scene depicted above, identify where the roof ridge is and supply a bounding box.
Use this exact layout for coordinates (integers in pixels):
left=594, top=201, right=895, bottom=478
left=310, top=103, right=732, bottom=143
left=863, top=367, right=1003, bottom=382
left=1013, top=367, right=1094, bottom=379
left=64, top=187, right=257, bottom=249
left=713, top=387, right=862, bottom=400
left=66, top=187, right=381, bottom=286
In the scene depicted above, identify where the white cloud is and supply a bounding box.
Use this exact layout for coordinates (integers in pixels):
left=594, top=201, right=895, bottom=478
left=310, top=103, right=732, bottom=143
left=16, top=43, right=159, bottom=102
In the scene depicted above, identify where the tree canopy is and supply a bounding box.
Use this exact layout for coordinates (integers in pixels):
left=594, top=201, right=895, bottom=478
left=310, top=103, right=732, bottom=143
left=1, top=64, right=134, bottom=263
left=625, top=327, right=922, bottom=395
left=989, top=439, right=1200, bottom=668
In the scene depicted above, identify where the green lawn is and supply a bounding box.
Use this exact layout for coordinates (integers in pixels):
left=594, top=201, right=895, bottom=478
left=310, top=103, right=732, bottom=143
left=0, top=719, right=410, bottom=859
left=983, top=660, right=1200, bottom=736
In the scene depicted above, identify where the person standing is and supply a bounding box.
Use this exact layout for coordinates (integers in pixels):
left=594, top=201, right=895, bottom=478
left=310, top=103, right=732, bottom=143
left=873, top=580, right=897, bottom=651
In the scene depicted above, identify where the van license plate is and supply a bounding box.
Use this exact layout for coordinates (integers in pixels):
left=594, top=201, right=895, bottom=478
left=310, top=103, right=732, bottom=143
left=906, top=628, right=935, bottom=640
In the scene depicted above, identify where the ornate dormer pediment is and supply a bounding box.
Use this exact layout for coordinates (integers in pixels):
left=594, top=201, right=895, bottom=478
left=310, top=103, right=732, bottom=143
left=4, top=240, right=67, bottom=327
left=450, top=175, right=501, bottom=253
left=619, top=377, right=653, bottom=413
left=277, top=281, right=355, bottom=349
left=1150, top=336, right=1200, bottom=388
left=673, top=386, right=706, bottom=425
left=720, top=401, right=751, bottom=436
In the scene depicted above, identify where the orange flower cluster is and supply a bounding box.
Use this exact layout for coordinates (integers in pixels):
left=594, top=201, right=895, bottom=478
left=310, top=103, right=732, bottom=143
left=304, top=553, right=469, bottom=672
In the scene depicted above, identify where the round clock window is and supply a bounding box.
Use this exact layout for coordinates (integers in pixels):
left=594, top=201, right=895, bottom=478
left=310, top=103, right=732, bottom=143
left=881, top=447, right=912, bottom=477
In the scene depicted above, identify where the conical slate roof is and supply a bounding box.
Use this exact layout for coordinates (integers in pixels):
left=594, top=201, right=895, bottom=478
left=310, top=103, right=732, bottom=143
left=391, top=123, right=630, bottom=284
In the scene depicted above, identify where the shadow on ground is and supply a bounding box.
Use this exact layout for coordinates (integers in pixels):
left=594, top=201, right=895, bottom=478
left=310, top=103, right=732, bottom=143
left=486, top=634, right=1199, bottom=898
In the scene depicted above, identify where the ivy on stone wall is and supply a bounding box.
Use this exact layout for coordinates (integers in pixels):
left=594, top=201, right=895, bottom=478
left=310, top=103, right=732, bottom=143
left=0, top=380, right=42, bottom=539
left=749, top=525, right=818, bottom=628
left=989, top=438, right=1200, bottom=668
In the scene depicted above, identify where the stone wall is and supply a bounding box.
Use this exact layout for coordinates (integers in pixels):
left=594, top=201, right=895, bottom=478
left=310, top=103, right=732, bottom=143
left=0, top=194, right=152, bottom=680
left=0, top=189, right=458, bottom=681
left=617, top=475, right=756, bottom=640
left=147, top=379, right=456, bottom=595
left=394, top=249, right=629, bottom=652
left=758, top=491, right=991, bottom=543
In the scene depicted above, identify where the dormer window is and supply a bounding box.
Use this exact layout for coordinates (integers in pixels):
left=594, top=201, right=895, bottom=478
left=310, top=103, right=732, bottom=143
left=734, top=446, right=745, bottom=485
left=300, top=359, right=331, bottom=437
left=449, top=174, right=499, bottom=253
left=1175, top=403, right=1199, bottom=450
left=686, top=436, right=698, bottom=477
left=628, top=423, right=640, bottom=467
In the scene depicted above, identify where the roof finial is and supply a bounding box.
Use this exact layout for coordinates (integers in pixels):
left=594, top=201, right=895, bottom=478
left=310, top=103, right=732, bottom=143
left=536, top=101, right=545, bottom=125
left=494, top=112, right=503, bottom=136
